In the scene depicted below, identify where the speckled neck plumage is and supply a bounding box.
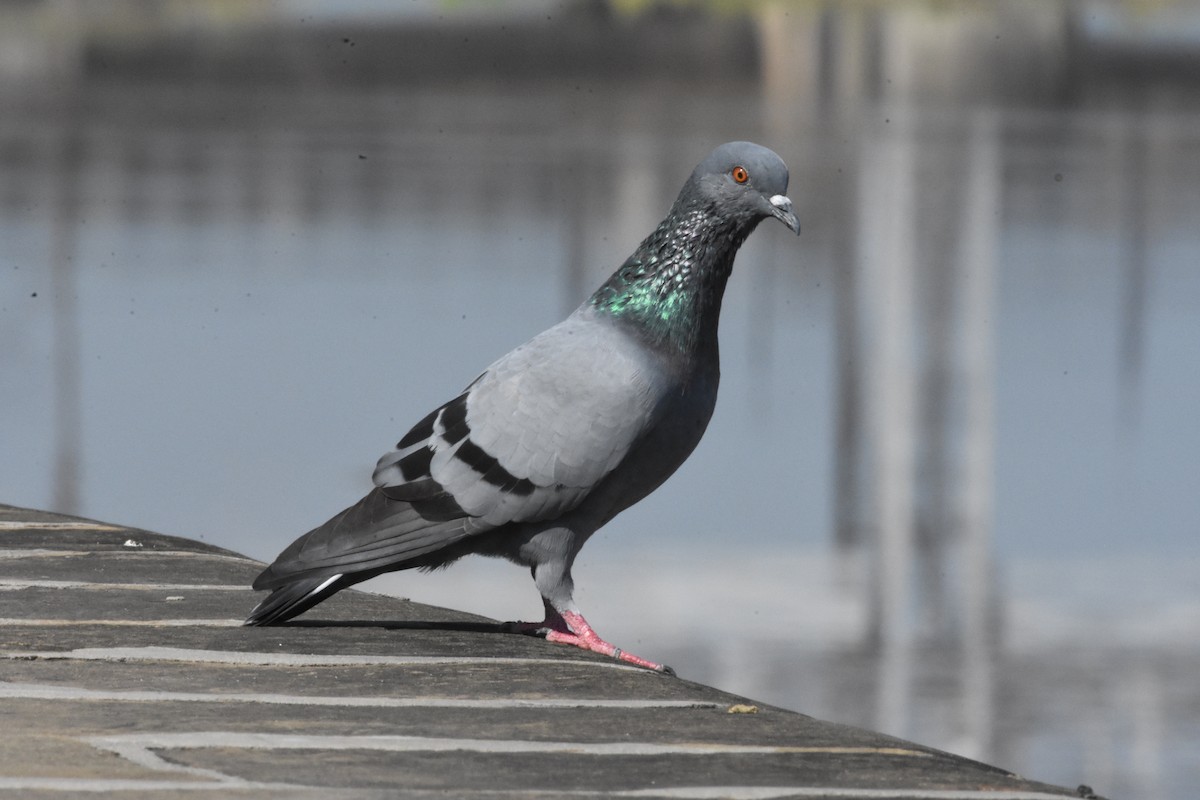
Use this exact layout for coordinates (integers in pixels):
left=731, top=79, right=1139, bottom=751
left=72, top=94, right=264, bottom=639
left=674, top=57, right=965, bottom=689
left=589, top=205, right=755, bottom=353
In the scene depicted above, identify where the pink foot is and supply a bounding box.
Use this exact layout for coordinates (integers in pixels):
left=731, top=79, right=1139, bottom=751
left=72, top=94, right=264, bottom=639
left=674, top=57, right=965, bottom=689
left=508, top=609, right=673, bottom=674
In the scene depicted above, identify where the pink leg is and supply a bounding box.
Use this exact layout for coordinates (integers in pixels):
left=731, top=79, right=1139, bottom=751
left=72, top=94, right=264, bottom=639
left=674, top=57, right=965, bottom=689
left=508, top=608, right=672, bottom=673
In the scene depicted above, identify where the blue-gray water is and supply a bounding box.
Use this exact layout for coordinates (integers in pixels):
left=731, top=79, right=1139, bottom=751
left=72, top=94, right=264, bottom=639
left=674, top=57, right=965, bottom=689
left=2, top=3, right=1199, bottom=798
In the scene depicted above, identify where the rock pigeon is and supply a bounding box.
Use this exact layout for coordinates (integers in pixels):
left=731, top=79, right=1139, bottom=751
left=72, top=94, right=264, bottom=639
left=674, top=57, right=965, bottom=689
left=245, top=141, right=800, bottom=672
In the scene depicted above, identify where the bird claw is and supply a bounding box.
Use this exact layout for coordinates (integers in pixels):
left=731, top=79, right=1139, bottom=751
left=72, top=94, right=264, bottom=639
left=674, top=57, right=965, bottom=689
left=505, top=610, right=673, bottom=674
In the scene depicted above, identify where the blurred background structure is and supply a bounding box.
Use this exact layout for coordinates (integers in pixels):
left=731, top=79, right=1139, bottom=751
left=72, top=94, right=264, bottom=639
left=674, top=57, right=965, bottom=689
left=2, top=1, right=1199, bottom=797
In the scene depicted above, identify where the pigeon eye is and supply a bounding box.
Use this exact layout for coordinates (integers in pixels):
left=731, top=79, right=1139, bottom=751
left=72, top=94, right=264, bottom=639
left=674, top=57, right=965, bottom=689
left=731, top=166, right=749, bottom=184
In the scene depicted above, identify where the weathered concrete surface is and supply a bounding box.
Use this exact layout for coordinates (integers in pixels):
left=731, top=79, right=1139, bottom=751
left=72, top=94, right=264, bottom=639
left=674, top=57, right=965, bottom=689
left=0, top=503, right=1082, bottom=799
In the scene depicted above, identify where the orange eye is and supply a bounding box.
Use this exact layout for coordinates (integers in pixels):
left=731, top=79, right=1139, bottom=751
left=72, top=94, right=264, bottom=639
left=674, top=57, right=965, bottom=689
left=731, top=165, right=749, bottom=184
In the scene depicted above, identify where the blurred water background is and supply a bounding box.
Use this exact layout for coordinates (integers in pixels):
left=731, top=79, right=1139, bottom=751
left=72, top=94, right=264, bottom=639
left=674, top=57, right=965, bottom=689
left=3, top=1, right=1199, bottom=797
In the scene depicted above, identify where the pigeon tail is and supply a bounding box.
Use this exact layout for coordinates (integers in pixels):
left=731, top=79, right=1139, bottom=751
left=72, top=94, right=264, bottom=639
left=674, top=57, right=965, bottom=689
left=250, top=487, right=477, bottom=590
left=243, top=573, right=347, bottom=626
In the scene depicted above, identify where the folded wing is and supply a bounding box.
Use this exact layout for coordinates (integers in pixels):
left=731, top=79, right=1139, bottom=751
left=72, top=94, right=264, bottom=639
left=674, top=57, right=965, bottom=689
left=254, top=315, right=666, bottom=591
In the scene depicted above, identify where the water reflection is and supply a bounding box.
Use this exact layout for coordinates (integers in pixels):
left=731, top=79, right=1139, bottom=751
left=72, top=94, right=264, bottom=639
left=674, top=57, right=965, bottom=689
left=2, top=3, right=1199, bottom=798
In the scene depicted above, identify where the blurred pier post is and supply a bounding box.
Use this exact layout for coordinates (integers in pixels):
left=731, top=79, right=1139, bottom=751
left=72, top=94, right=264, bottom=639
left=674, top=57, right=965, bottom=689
left=957, top=109, right=1000, bottom=759
left=48, top=81, right=85, bottom=516
left=857, top=108, right=918, bottom=737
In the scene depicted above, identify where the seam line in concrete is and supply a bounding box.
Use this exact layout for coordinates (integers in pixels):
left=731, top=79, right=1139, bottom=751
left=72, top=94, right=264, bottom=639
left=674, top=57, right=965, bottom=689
left=1, top=681, right=721, bottom=709
left=0, top=618, right=244, bottom=627
left=614, top=789, right=1082, bottom=799
left=0, top=548, right=257, bottom=563
left=0, top=521, right=125, bottom=532
left=0, top=646, right=645, bottom=671
left=0, top=778, right=309, bottom=793
left=0, top=779, right=1075, bottom=799
left=0, top=579, right=249, bottom=591
left=86, top=731, right=933, bottom=758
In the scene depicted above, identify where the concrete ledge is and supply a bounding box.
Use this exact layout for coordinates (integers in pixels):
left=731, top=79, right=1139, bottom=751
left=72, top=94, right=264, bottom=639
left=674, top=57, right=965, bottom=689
left=0, top=503, right=1081, bottom=798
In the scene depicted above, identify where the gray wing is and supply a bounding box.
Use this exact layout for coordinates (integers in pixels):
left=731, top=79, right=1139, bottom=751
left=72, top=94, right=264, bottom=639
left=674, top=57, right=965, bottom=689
left=373, top=313, right=670, bottom=529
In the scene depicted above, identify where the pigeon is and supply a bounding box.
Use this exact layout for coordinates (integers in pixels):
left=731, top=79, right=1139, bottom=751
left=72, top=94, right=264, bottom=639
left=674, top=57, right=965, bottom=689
left=246, top=141, right=800, bottom=672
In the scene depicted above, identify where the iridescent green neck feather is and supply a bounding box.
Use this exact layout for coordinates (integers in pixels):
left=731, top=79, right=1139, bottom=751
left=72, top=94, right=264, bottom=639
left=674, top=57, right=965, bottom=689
left=589, top=206, right=752, bottom=352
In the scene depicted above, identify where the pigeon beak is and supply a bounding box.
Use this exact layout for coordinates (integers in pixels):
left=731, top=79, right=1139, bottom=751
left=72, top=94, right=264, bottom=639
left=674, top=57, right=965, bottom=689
left=768, top=194, right=801, bottom=235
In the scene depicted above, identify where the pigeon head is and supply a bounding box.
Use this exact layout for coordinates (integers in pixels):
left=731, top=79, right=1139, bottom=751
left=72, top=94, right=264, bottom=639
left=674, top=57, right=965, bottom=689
left=681, top=141, right=800, bottom=236
left=588, top=141, right=799, bottom=352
